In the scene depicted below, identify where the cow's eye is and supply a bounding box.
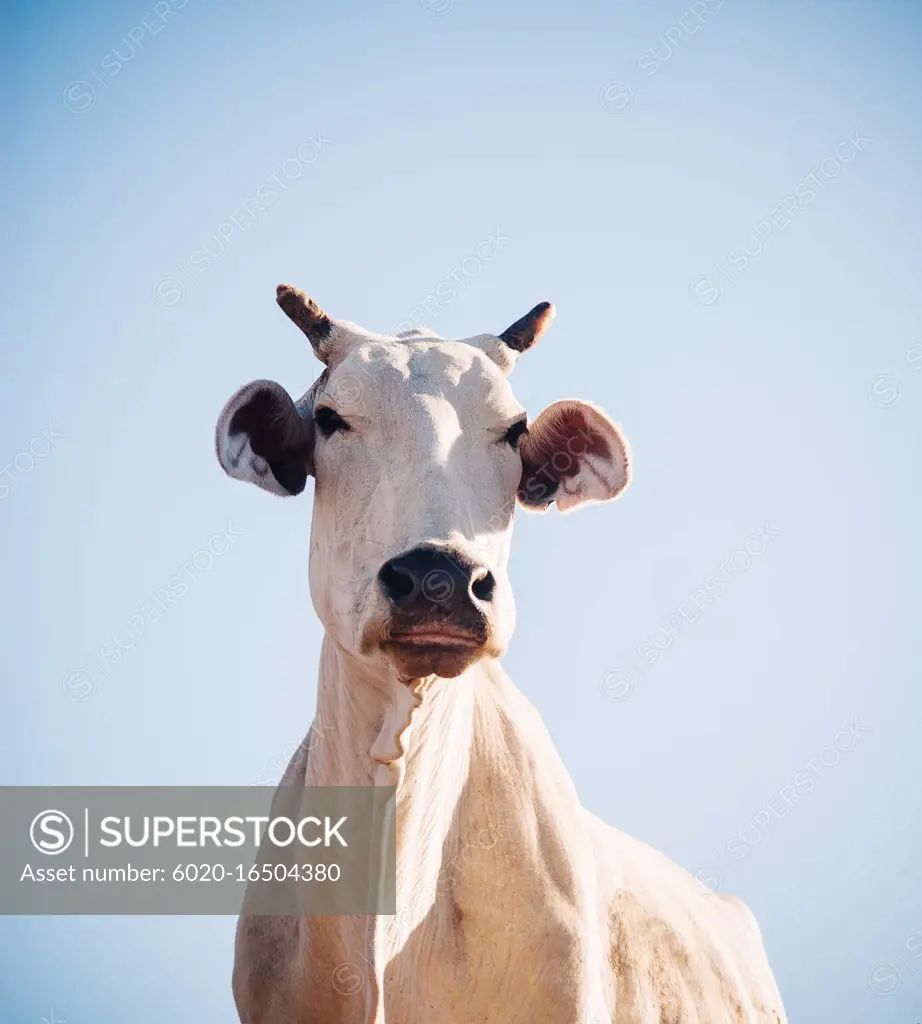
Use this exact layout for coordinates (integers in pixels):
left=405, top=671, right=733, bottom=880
left=314, top=406, right=350, bottom=438
left=503, top=419, right=528, bottom=449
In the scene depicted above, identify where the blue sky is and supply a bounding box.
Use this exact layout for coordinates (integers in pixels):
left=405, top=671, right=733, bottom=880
left=2, top=0, right=921, bottom=1020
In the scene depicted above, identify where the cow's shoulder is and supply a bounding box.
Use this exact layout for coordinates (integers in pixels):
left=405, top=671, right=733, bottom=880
left=584, top=814, right=786, bottom=1023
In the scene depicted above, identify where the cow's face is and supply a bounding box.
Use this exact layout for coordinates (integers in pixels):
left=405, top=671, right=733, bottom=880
left=216, top=286, right=631, bottom=682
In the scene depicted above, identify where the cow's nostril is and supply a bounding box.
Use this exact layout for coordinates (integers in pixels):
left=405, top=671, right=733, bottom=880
left=471, top=570, right=495, bottom=603
left=378, top=561, right=417, bottom=604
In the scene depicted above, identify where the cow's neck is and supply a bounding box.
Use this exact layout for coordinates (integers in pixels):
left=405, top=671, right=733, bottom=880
left=304, top=635, right=491, bottom=1018
left=306, top=629, right=592, bottom=904
left=307, top=633, right=483, bottom=863
left=303, top=634, right=605, bottom=1022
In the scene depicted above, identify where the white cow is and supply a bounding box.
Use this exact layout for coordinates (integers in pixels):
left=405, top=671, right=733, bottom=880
left=216, top=285, right=787, bottom=1024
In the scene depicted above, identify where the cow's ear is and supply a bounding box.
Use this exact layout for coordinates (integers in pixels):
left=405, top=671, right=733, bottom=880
left=517, top=400, right=630, bottom=512
left=215, top=380, right=314, bottom=496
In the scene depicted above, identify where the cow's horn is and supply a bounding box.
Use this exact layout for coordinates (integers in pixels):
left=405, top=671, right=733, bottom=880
left=276, top=284, right=335, bottom=361
left=499, top=302, right=556, bottom=353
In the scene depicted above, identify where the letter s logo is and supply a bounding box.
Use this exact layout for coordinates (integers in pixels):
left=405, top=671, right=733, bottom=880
left=30, top=810, right=75, bottom=855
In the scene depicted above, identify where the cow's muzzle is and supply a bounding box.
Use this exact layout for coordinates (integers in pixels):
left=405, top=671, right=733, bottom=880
left=377, top=544, right=494, bottom=678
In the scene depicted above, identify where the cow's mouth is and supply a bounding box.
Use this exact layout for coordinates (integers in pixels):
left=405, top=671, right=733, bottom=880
left=381, top=620, right=489, bottom=679
left=387, top=625, right=483, bottom=649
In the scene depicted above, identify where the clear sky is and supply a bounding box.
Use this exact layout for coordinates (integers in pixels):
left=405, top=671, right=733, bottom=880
left=2, top=0, right=921, bottom=1020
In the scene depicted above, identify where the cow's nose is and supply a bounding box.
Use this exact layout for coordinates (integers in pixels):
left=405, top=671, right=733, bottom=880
left=378, top=545, right=495, bottom=612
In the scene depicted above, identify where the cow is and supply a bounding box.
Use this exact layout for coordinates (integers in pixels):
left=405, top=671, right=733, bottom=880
left=215, top=284, right=787, bottom=1024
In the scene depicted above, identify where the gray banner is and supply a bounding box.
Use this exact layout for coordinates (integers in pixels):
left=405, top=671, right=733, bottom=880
left=0, top=787, right=396, bottom=915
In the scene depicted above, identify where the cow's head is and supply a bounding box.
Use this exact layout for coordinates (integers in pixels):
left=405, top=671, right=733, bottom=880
left=216, top=285, right=630, bottom=682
